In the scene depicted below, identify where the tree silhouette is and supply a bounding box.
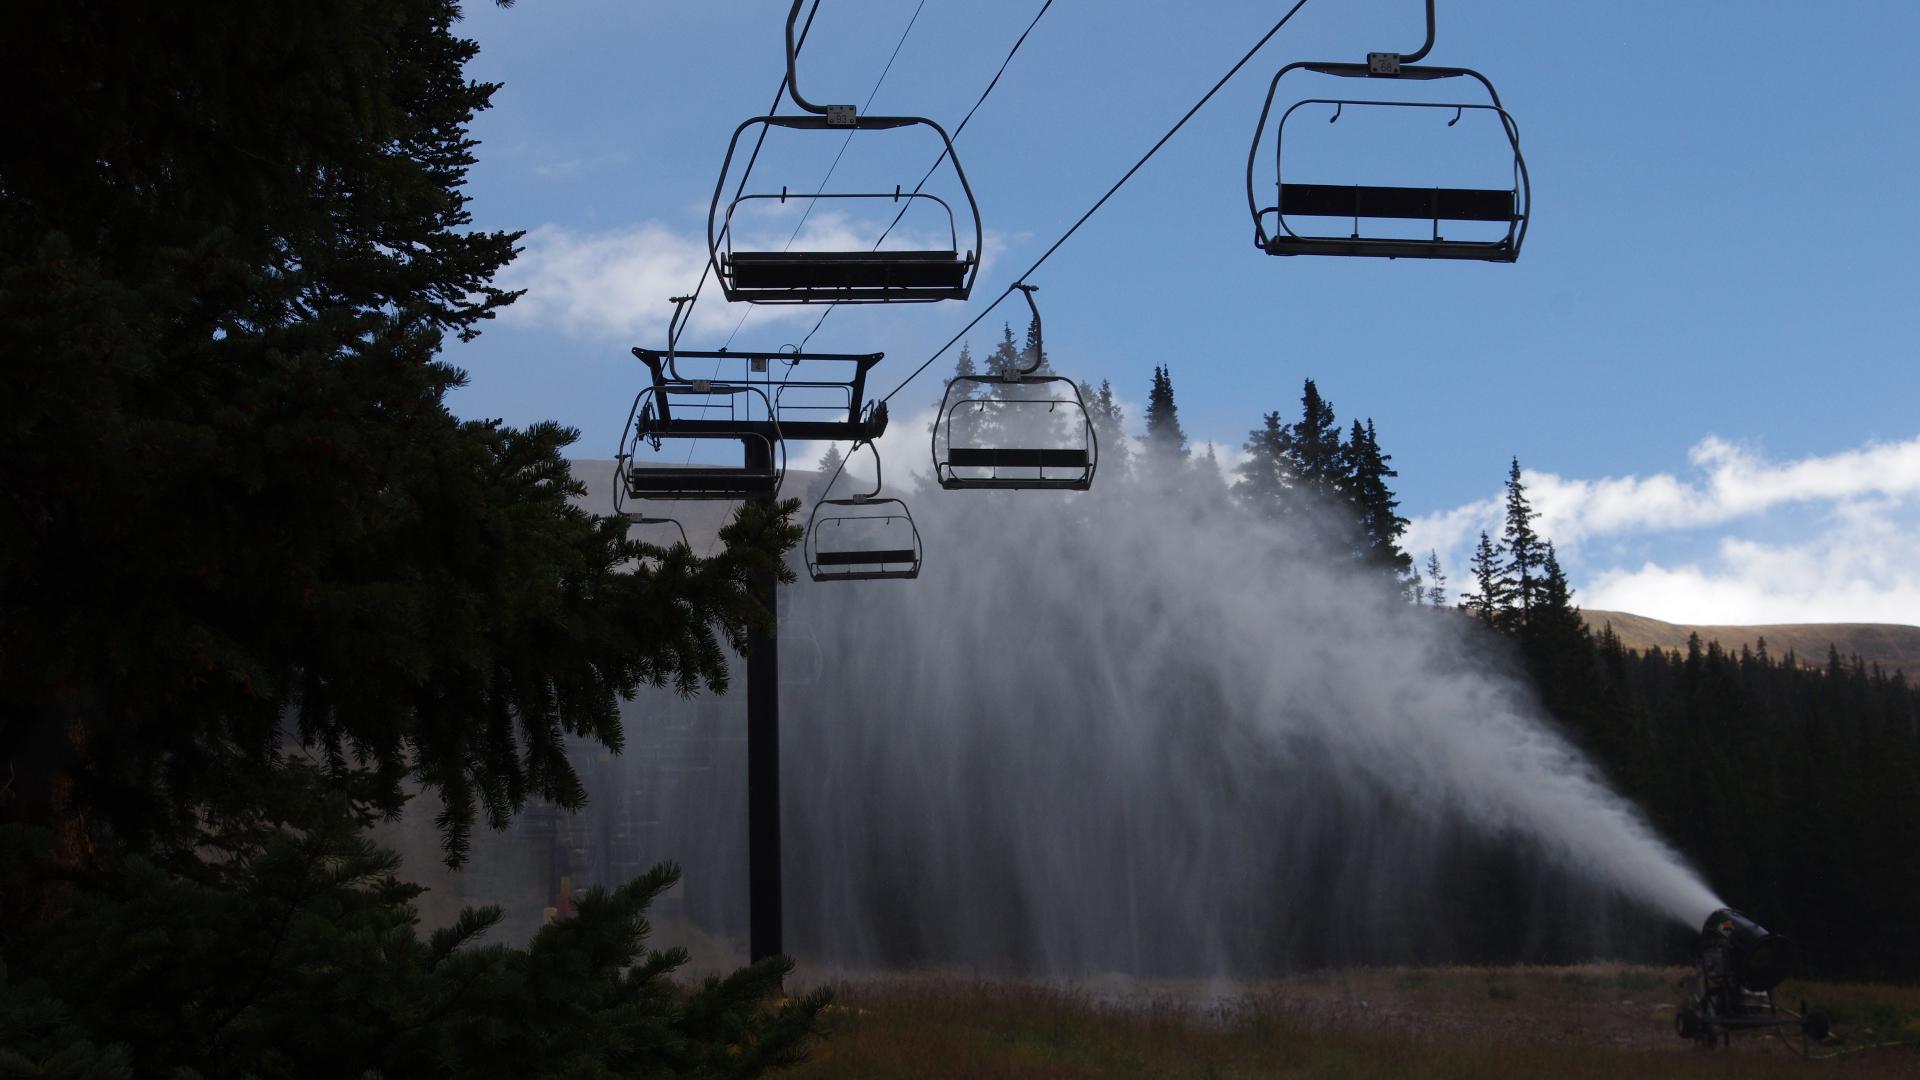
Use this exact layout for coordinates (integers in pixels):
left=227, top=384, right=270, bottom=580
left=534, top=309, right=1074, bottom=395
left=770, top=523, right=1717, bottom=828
left=1460, top=531, right=1512, bottom=625
left=1501, top=457, right=1542, bottom=629
left=1141, top=364, right=1189, bottom=465
left=1424, top=550, right=1449, bottom=607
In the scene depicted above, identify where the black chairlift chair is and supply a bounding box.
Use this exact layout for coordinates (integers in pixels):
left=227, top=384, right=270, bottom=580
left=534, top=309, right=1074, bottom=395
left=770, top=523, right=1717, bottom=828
left=620, top=511, right=690, bottom=550
left=615, top=295, right=897, bottom=504
left=618, top=383, right=786, bottom=501
left=616, top=376, right=786, bottom=501
left=707, top=0, right=982, bottom=305
left=1246, top=0, right=1529, bottom=263
left=804, top=440, right=922, bottom=582
left=612, top=509, right=693, bottom=572
left=932, top=284, right=1098, bottom=491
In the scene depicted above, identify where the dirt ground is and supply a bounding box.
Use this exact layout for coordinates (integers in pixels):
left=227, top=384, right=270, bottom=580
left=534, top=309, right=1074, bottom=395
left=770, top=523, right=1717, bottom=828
left=783, top=963, right=1920, bottom=1077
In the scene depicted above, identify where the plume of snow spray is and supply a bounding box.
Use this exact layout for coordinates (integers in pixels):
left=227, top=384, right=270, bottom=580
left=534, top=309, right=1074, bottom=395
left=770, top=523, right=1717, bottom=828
left=770, top=450, right=1721, bottom=972
left=397, top=454, right=1723, bottom=972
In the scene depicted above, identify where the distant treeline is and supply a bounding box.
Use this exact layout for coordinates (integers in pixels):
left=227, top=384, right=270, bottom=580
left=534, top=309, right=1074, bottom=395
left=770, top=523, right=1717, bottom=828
left=1550, top=631, right=1920, bottom=981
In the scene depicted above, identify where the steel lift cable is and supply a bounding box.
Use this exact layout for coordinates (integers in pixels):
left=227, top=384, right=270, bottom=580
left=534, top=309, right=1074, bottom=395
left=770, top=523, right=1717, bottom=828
left=777, top=1, right=929, bottom=261
left=675, top=0, right=824, bottom=336
left=718, top=0, right=930, bottom=352
left=879, top=0, right=1315, bottom=406
left=668, top=1, right=833, bottom=470
left=708, top=1, right=983, bottom=306
left=797, top=0, right=1055, bottom=351
left=665, top=0, right=823, bottom=469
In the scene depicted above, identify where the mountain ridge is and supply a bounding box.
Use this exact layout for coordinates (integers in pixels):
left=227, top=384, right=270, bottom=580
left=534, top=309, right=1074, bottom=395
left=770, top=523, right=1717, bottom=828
left=1581, top=609, right=1920, bottom=678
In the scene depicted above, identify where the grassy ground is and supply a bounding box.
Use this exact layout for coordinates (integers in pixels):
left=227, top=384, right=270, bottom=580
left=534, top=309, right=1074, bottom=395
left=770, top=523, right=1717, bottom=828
left=784, top=965, right=1920, bottom=1078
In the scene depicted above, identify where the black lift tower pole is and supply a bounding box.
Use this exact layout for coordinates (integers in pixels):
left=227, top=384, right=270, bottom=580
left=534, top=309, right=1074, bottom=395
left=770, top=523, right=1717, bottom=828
left=746, top=438, right=781, bottom=963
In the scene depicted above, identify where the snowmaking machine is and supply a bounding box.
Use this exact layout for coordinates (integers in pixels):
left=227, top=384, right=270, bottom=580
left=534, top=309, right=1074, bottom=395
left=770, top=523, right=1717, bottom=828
left=1676, top=908, right=1831, bottom=1049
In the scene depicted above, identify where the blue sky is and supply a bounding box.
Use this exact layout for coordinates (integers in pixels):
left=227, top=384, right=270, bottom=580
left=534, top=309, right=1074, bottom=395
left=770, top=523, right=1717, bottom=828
left=444, top=0, right=1920, bottom=626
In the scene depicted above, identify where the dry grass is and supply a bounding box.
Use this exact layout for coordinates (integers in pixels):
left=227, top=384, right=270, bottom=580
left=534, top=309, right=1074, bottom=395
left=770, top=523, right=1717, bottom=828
left=783, top=966, right=1920, bottom=1078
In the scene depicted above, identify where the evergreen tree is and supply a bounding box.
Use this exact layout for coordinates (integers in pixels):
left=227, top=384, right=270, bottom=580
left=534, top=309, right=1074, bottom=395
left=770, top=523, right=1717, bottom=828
left=1081, top=378, right=1130, bottom=480
left=1534, top=543, right=1583, bottom=636
left=984, top=322, right=1024, bottom=377
left=0, top=0, right=803, bottom=864
left=1459, top=531, right=1512, bottom=625
left=1518, top=540, right=1596, bottom=735
left=0, top=764, right=827, bottom=1078
left=1190, top=443, right=1232, bottom=502
left=1343, top=418, right=1410, bottom=575
left=938, top=341, right=980, bottom=410
left=1501, top=457, right=1543, bottom=628
left=807, top=443, right=847, bottom=501
left=1423, top=550, right=1449, bottom=607
left=1278, top=379, right=1343, bottom=500
left=1140, top=365, right=1189, bottom=465
left=1549, top=623, right=1920, bottom=980
left=1235, top=411, right=1289, bottom=517
left=1, top=2, right=825, bottom=1073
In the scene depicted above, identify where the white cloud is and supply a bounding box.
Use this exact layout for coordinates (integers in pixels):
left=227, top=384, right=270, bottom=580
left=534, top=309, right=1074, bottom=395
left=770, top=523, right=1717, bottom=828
left=1530, top=435, right=1920, bottom=544
left=499, top=221, right=748, bottom=341
left=1403, top=435, right=1920, bottom=626
left=1408, top=435, right=1920, bottom=563
left=1584, top=500, right=1920, bottom=625
left=499, top=211, right=999, bottom=344
left=530, top=151, right=631, bottom=179
left=1402, top=497, right=1499, bottom=571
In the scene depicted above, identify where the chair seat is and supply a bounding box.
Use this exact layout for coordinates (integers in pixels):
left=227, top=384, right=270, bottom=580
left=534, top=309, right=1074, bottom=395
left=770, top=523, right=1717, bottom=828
left=1262, top=234, right=1517, bottom=262
left=1278, top=183, right=1516, bottom=222
left=813, top=548, right=918, bottom=567
left=809, top=567, right=919, bottom=581
left=624, top=467, right=780, bottom=499
left=944, top=447, right=1091, bottom=470
left=729, top=250, right=969, bottom=292
left=937, top=475, right=1094, bottom=492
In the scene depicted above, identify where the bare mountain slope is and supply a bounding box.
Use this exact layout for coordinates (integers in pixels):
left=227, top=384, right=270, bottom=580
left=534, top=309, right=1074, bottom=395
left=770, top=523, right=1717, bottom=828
left=1582, top=609, right=1920, bottom=677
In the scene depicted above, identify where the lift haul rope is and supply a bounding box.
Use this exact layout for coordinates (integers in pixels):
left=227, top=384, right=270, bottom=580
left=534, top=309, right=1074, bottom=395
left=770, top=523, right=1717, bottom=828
left=680, top=0, right=822, bottom=334
left=720, top=0, right=931, bottom=352
left=671, top=0, right=822, bottom=462
left=880, top=0, right=1315, bottom=406
left=798, top=0, right=1056, bottom=352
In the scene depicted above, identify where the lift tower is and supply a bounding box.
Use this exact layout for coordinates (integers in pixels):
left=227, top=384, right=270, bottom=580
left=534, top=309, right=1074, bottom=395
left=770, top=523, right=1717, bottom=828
left=622, top=346, right=888, bottom=962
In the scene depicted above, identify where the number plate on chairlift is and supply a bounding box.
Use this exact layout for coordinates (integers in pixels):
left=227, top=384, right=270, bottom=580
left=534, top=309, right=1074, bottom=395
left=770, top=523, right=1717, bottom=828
left=825, top=105, right=857, bottom=126
left=1367, top=52, right=1401, bottom=74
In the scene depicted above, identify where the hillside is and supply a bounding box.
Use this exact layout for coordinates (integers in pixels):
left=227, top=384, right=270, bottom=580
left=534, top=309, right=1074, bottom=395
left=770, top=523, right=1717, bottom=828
left=1583, top=609, right=1920, bottom=678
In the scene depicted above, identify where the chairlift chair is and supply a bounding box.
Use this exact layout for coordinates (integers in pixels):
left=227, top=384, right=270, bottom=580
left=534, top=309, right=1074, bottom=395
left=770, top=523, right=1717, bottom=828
left=616, top=381, right=787, bottom=501
left=804, top=441, right=922, bottom=582
left=615, top=295, right=897, bottom=504
left=932, top=284, right=1098, bottom=491
left=1246, top=0, right=1529, bottom=262
left=707, top=1, right=982, bottom=304
left=621, top=512, right=690, bottom=551
left=615, top=510, right=693, bottom=573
